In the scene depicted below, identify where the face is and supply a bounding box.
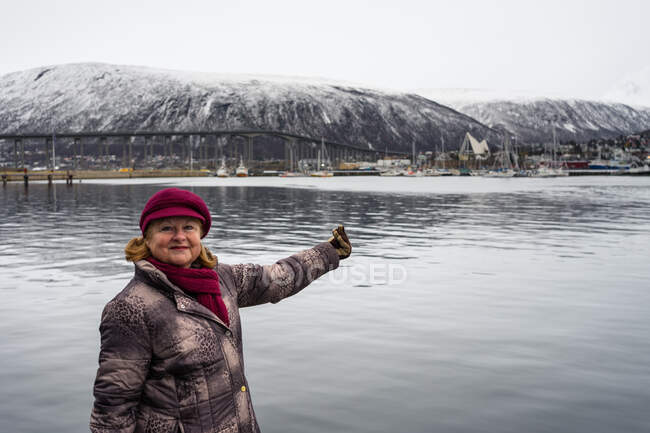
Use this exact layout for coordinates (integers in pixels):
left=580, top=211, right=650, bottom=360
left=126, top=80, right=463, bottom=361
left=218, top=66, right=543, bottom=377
left=145, top=217, right=203, bottom=268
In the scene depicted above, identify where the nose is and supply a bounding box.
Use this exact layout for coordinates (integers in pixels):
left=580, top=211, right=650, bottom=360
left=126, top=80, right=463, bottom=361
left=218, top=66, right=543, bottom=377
left=171, top=227, right=186, bottom=240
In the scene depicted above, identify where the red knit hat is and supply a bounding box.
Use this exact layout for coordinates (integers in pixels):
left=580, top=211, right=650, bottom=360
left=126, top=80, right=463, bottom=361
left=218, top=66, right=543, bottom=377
left=140, top=188, right=212, bottom=238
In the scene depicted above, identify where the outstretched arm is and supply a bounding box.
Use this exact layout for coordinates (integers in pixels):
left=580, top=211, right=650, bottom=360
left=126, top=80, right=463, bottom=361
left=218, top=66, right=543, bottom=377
left=227, top=226, right=351, bottom=308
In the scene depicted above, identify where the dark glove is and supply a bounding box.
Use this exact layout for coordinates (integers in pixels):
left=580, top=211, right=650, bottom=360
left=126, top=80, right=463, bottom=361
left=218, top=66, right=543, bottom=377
left=328, top=225, right=351, bottom=260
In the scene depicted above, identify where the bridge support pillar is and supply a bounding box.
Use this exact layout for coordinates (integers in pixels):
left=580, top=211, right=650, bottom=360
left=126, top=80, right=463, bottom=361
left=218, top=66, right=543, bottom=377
left=80, top=138, right=85, bottom=169
left=149, top=136, right=154, bottom=165
left=128, top=137, right=134, bottom=169
left=200, top=135, right=206, bottom=168
left=45, top=138, right=50, bottom=170
left=248, top=136, right=253, bottom=167
left=181, top=136, right=186, bottom=167
left=100, top=137, right=107, bottom=163
left=282, top=140, right=289, bottom=170
left=289, top=139, right=296, bottom=172
left=214, top=135, right=223, bottom=168
left=160, top=135, right=169, bottom=161
left=121, top=139, right=127, bottom=168
left=296, top=141, right=302, bottom=171
left=187, top=136, right=192, bottom=169
left=73, top=137, right=79, bottom=170
left=165, top=136, right=171, bottom=164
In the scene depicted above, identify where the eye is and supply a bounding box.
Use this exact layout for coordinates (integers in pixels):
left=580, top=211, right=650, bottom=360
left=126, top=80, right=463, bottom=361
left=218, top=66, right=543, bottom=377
left=160, top=225, right=173, bottom=232
left=184, top=225, right=197, bottom=231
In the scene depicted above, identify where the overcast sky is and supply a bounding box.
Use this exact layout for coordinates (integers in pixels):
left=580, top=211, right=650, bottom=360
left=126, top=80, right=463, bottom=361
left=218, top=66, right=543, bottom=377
left=1, top=0, right=648, bottom=99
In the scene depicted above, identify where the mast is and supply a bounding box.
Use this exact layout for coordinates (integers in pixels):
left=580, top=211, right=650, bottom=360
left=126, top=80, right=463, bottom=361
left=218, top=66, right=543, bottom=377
left=412, top=141, right=416, bottom=167
left=190, top=138, right=193, bottom=171
left=318, top=138, right=322, bottom=171
left=51, top=132, right=56, bottom=170
left=552, top=124, right=557, bottom=168
left=321, top=137, right=332, bottom=170
left=440, top=132, right=445, bottom=169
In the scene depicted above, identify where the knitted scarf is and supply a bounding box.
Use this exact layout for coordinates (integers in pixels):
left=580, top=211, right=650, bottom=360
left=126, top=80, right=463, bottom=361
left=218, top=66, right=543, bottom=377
left=147, top=257, right=230, bottom=327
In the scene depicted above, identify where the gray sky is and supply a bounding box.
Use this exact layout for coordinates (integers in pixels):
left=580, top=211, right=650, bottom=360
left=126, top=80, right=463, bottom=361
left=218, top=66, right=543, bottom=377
left=1, top=0, right=648, bottom=98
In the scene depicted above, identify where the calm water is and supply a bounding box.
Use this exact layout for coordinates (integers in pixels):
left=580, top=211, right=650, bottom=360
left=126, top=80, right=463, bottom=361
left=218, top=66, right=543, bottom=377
left=1, top=176, right=649, bottom=433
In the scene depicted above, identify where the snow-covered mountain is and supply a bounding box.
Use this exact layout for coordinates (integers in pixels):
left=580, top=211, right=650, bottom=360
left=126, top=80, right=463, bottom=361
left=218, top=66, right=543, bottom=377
left=603, top=65, right=650, bottom=109
left=0, top=63, right=502, bottom=152
left=416, top=89, right=650, bottom=144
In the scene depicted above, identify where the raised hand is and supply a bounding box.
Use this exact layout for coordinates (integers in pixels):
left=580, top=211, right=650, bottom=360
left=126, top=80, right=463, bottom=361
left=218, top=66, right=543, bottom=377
left=328, top=225, right=351, bottom=259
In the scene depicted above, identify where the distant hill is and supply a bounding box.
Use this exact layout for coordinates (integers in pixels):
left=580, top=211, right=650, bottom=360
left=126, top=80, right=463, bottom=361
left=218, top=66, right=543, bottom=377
left=415, top=89, right=650, bottom=144
left=0, top=63, right=502, bottom=153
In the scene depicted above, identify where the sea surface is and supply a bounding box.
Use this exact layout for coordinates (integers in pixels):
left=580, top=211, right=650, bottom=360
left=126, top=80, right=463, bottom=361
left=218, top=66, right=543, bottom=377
left=1, top=176, right=649, bottom=433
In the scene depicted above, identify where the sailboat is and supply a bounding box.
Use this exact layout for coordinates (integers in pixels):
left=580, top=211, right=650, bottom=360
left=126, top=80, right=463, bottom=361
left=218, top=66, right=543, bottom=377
left=235, top=157, right=248, bottom=177
left=216, top=157, right=229, bottom=178
left=533, top=125, right=568, bottom=177
left=433, top=132, right=453, bottom=176
left=483, top=134, right=517, bottom=177
left=310, top=138, right=334, bottom=177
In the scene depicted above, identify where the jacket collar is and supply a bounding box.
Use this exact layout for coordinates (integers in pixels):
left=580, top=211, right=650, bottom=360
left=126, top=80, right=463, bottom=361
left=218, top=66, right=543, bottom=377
left=134, top=260, right=230, bottom=330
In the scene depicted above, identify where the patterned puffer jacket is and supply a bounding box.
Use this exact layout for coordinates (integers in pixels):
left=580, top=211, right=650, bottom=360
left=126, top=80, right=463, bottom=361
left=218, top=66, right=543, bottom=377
left=90, top=242, right=339, bottom=433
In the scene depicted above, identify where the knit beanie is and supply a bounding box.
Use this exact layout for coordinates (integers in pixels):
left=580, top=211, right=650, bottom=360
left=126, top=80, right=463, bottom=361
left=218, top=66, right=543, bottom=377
left=139, top=188, right=212, bottom=238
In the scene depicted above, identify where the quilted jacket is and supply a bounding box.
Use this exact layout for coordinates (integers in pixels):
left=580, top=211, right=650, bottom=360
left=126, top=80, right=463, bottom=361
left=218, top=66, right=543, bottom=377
left=90, top=242, right=339, bottom=433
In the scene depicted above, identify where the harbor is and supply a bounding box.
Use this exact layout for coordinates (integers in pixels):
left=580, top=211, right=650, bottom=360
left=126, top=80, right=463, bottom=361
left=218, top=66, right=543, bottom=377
left=2, top=129, right=649, bottom=182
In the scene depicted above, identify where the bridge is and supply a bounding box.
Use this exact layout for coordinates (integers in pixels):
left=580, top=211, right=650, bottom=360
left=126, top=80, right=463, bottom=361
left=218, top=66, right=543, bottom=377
left=0, top=130, right=407, bottom=171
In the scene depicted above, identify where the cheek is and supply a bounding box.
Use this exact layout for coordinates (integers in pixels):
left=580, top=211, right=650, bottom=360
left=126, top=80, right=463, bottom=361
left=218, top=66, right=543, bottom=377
left=146, top=235, right=166, bottom=252
left=192, top=240, right=202, bottom=255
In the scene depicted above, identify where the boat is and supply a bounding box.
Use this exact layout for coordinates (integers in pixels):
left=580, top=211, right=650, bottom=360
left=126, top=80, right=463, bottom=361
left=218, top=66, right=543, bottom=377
left=628, top=165, right=650, bottom=175
left=530, top=126, right=568, bottom=177
left=432, top=168, right=453, bottom=176
left=587, top=159, right=631, bottom=171
left=404, top=168, right=424, bottom=177
left=534, top=165, right=567, bottom=177
left=235, top=157, right=248, bottom=177
left=483, top=169, right=517, bottom=178
left=379, top=168, right=408, bottom=176
left=216, top=157, right=229, bottom=178
left=310, top=138, right=334, bottom=177
left=434, top=132, right=453, bottom=175
left=310, top=170, right=334, bottom=177
left=280, top=171, right=303, bottom=177
left=483, top=134, right=518, bottom=177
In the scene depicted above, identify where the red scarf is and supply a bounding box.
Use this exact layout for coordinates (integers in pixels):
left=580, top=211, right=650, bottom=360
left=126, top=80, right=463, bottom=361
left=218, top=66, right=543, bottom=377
left=147, top=257, right=230, bottom=327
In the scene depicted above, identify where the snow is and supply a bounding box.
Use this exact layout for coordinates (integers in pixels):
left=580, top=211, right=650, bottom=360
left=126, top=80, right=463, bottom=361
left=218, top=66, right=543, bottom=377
left=413, top=88, right=568, bottom=108
left=1, top=62, right=648, bottom=151
left=603, top=65, right=650, bottom=109
left=562, top=123, right=577, bottom=133
left=414, top=88, right=650, bottom=143
left=0, top=62, right=502, bottom=152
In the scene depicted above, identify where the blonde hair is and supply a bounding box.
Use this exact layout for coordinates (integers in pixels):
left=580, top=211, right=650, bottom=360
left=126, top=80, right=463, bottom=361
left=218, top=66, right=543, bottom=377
left=124, top=225, right=217, bottom=269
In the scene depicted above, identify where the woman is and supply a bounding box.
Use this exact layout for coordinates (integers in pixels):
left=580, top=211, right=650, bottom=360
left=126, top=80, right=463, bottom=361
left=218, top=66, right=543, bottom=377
left=90, top=188, right=351, bottom=433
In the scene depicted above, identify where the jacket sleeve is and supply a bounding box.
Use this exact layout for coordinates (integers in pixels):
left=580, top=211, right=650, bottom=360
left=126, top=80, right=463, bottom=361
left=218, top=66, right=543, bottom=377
left=229, top=242, right=340, bottom=308
left=90, top=293, right=152, bottom=433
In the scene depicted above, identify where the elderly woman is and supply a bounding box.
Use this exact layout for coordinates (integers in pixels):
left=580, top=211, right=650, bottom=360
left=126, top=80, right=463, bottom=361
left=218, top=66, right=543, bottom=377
left=90, top=188, right=351, bottom=433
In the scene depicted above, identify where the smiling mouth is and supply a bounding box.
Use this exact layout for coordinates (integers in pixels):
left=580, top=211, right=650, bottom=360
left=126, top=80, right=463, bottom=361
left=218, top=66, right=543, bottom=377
left=170, top=246, right=189, bottom=250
